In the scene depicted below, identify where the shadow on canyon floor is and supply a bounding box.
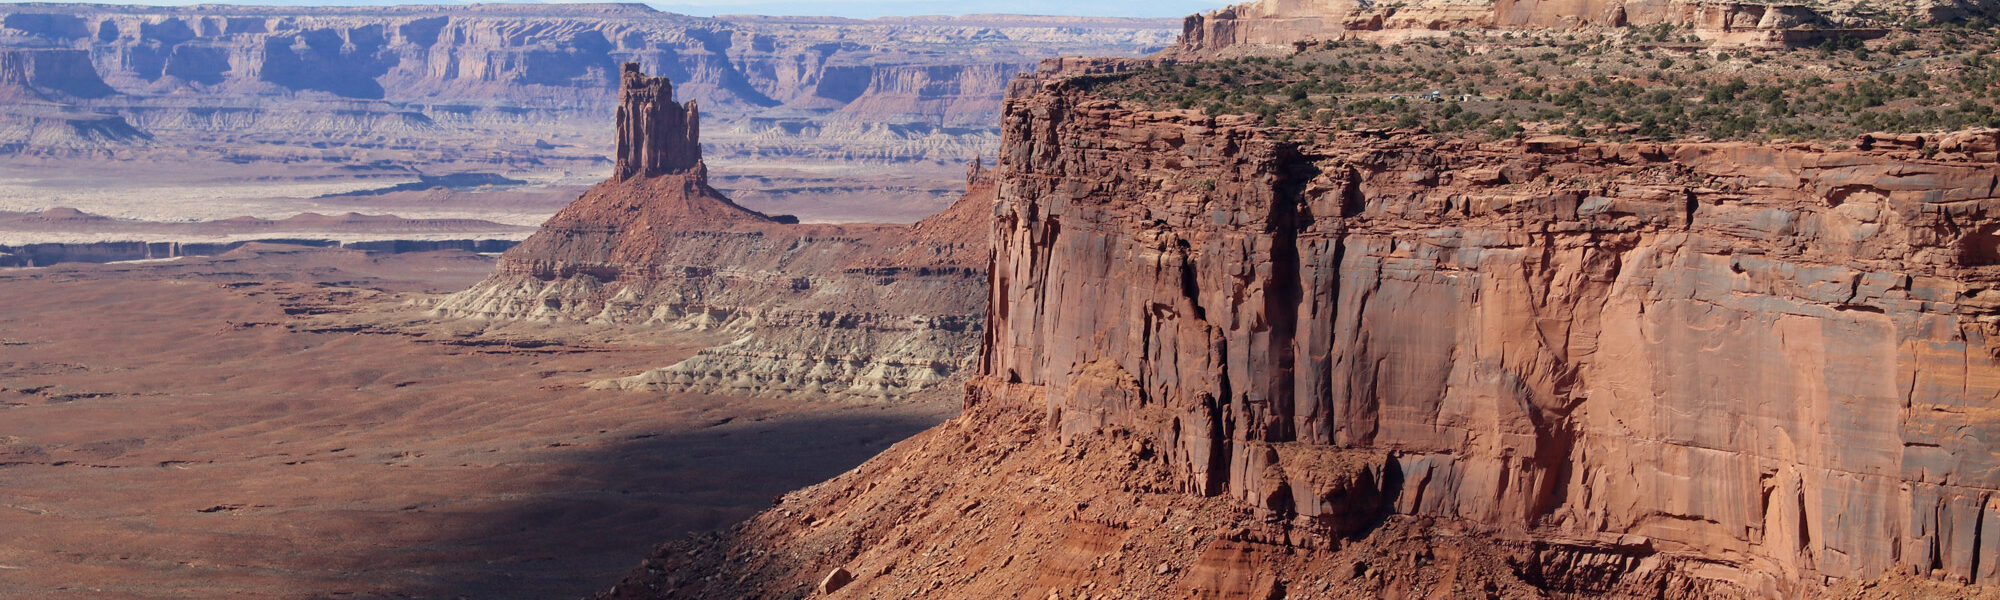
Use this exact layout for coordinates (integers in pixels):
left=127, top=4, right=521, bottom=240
left=374, top=410, right=945, bottom=600
left=0, top=248, right=950, bottom=600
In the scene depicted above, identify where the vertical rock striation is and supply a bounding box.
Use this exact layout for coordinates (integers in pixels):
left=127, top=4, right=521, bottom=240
left=583, top=39, right=2000, bottom=600
left=614, top=63, right=703, bottom=181
left=434, top=64, right=989, bottom=401
left=980, top=79, right=2000, bottom=592
left=0, top=47, right=146, bottom=154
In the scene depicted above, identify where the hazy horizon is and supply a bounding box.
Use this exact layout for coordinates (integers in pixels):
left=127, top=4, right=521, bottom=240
left=0, top=0, right=1228, bottom=18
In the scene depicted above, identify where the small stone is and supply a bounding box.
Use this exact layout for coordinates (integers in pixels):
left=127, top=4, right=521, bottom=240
left=818, top=567, right=853, bottom=594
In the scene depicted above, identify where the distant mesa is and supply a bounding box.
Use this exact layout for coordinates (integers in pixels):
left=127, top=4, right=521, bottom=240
left=0, top=47, right=148, bottom=154
left=0, top=5, right=1179, bottom=171
left=0, top=47, right=114, bottom=101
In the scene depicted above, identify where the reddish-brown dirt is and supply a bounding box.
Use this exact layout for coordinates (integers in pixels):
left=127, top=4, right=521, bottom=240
left=606, top=380, right=2000, bottom=600
left=0, top=245, right=949, bottom=600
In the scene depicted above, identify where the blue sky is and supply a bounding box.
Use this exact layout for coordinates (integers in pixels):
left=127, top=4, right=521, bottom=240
left=0, top=0, right=1232, bottom=18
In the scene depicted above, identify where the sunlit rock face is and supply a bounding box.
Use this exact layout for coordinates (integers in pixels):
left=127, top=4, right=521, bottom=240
left=985, top=77, right=2000, bottom=592
left=436, top=65, right=992, bottom=401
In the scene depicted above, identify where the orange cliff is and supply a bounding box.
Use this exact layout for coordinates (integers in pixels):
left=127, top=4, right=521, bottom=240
left=591, top=68, right=2000, bottom=600
left=981, top=83, right=2000, bottom=593
left=433, top=64, right=991, bottom=401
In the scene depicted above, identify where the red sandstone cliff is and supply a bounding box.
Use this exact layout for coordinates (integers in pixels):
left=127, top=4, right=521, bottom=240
left=435, top=64, right=989, bottom=400
left=592, top=59, right=2000, bottom=599
left=981, top=84, right=2000, bottom=593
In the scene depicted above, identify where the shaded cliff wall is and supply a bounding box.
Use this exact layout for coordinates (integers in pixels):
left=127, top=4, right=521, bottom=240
left=985, top=82, right=2000, bottom=591
left=0, top=47, right=147, bottom=153
left=0, top=46, right=109, bottom=100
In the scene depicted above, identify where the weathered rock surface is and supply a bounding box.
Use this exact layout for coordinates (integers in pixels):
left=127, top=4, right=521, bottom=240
left=0, top=4, right=1176, bottom=162
left=434, top=65, right=989, bottom=401
left=592, top=68, right=2000, bottom=600
left=0, top=46, right=109, bottom=101
left=613, top=63, right=703, bottom=182
left=978, top=80, right=2000, bottom=593
left=0, top=47, right=144, bottom=154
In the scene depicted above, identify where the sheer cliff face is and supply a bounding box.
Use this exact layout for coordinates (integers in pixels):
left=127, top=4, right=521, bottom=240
left=435, top=65, right=989, bottom=401
left=0, top=47, right=145, bottom=154
left=985, top=82, right=2000, bottom=591
left=0, top=5, right=1175, bottom=165
left=0, top=5, right=1175, bottom=113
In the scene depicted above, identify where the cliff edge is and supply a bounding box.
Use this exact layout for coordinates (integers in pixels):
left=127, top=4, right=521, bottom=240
left=1170, top=0, right=1986, bottom=54
left=593, top=53, right=2000, bottom=600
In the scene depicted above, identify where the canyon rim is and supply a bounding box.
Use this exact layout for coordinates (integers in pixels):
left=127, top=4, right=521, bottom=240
left=587, top=0, right=2000, bottom=598
left=5, top=0, right=2000, bottom=598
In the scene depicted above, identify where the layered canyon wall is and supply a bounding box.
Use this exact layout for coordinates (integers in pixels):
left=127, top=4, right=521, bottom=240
left=0, top=4, right=1176, bottom=164
left=980, top=79, right=2000, bottom=592
left=0, top=47, right=145, bottom=154
left=435, top=64, right=988, bottom=401
left=582, top=5, right=2000, bottom=597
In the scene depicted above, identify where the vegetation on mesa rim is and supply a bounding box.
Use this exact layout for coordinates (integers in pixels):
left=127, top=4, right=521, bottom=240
left=1086, top=21, right=2000, bottom=143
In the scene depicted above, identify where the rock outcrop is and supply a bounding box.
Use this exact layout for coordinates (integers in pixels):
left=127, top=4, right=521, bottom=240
left=434, top=65, right=989, bottom=401
left=594, top=69, right=2000, bottom=600
left=614, top=63, right=704, bottom=181
left=975, top=82, right=2000, bottom=593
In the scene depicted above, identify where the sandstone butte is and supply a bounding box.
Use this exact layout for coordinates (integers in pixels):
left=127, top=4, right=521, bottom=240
left=580, top=0, right=2000, bottom=598
left=434, top=63, right=991, bottom=401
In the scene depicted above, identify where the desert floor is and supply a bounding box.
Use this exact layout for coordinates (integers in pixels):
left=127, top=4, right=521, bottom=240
left=0, top=245, right=950, bottom=599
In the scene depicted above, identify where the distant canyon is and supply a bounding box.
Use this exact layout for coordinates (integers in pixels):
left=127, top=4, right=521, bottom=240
left=0, top=3, right=1176, bottom=249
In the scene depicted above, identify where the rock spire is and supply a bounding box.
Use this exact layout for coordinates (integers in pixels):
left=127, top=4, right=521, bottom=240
left=613, top=63, right=703, bottom=180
